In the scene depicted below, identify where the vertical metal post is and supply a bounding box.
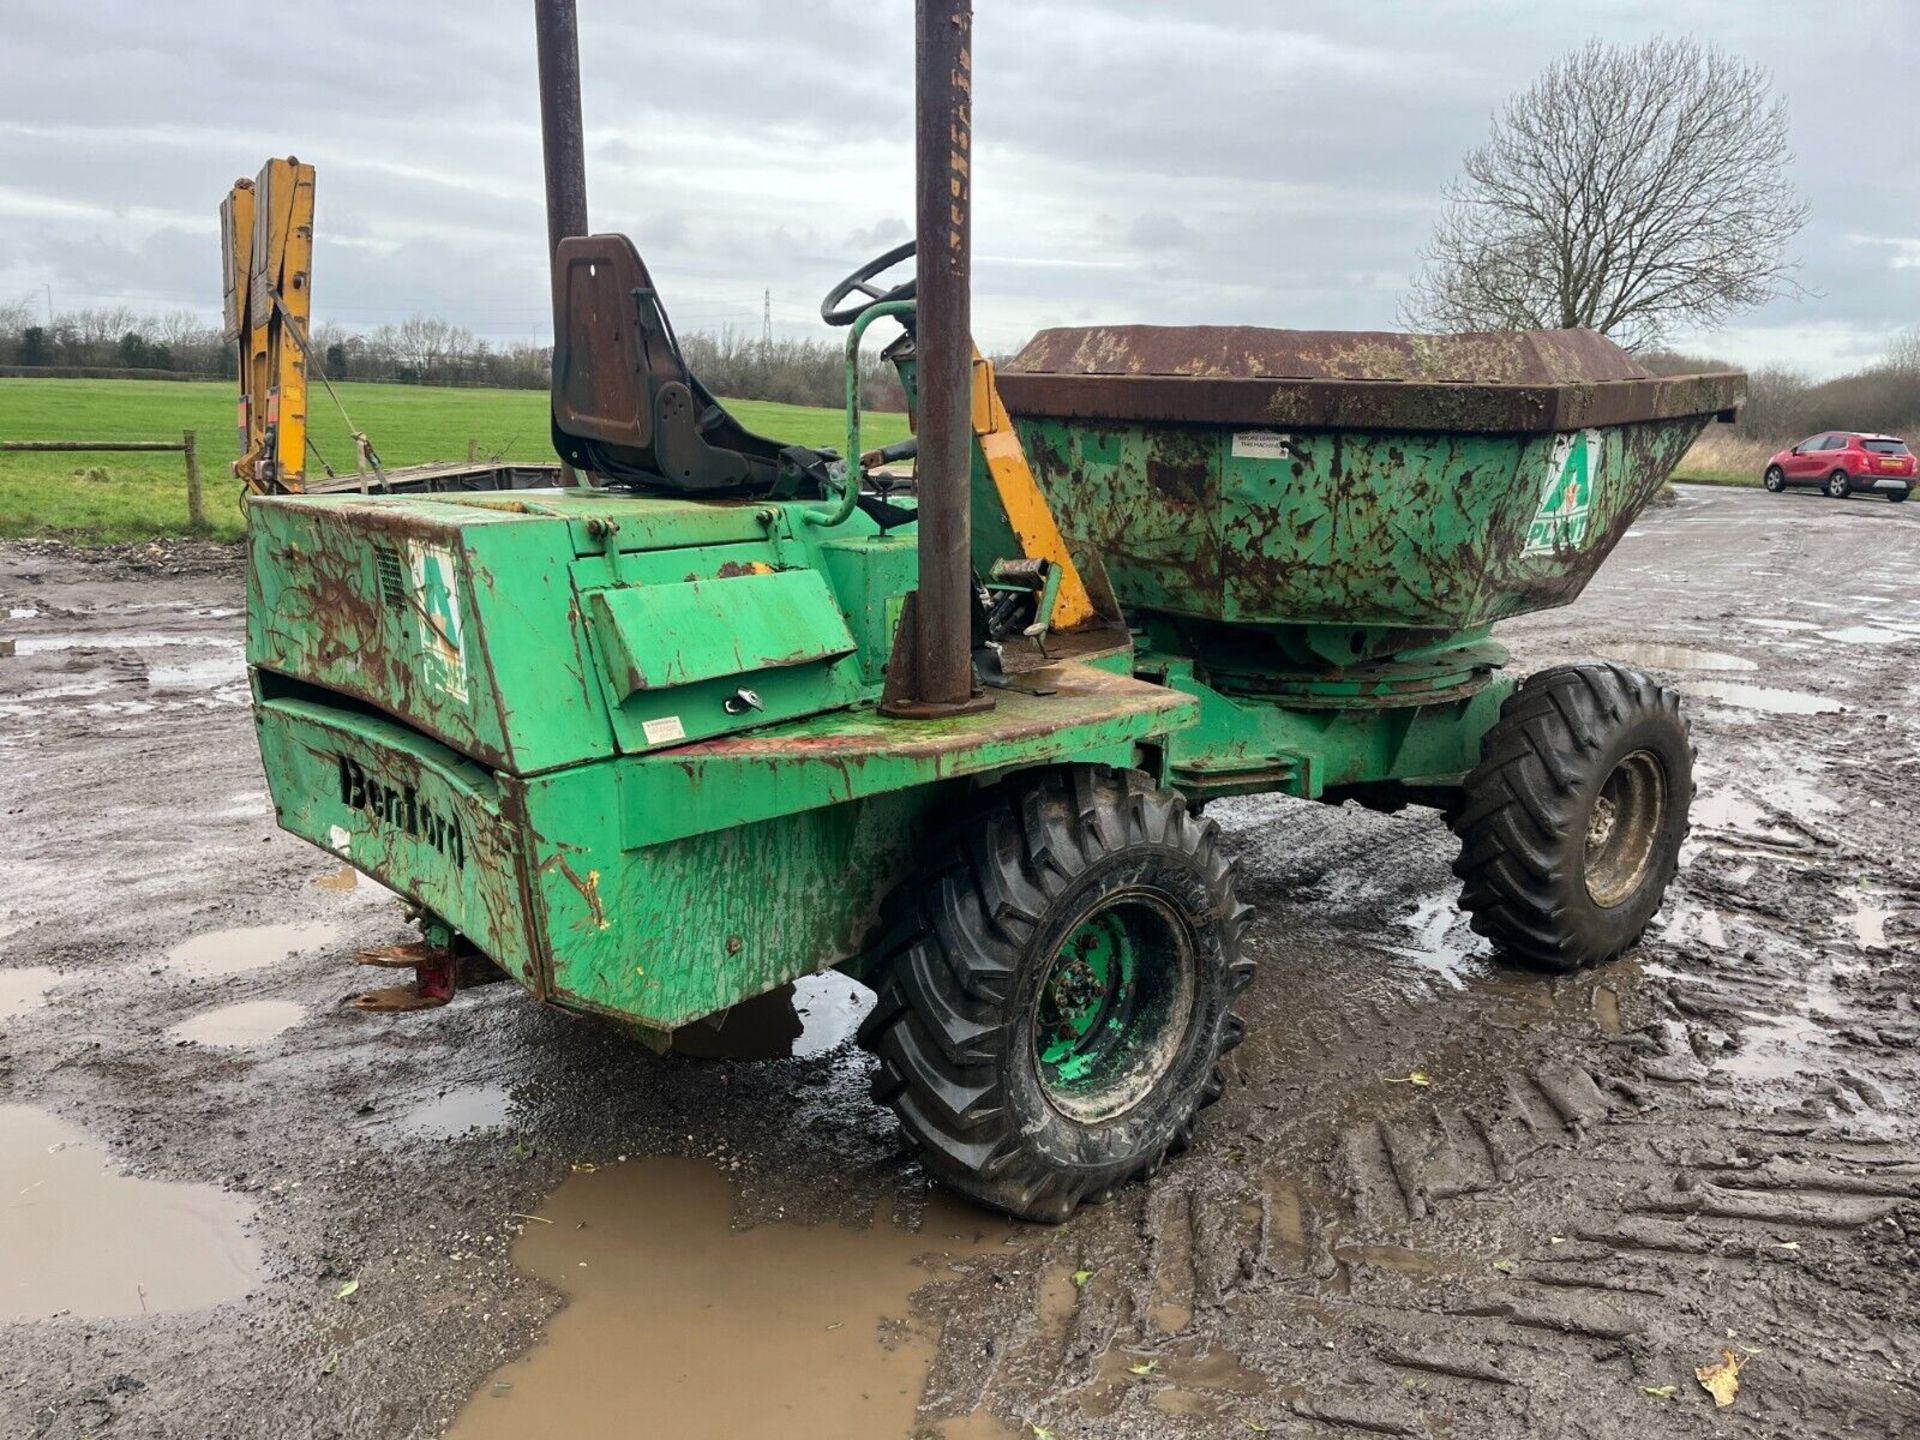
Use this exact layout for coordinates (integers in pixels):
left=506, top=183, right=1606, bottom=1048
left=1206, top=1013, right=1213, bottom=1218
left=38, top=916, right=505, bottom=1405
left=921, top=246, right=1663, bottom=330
left=535, top=0, right=589, bottom=486
left=534, top=0, right=589, bottom=263
left=883, top=0, right=990, bottom=717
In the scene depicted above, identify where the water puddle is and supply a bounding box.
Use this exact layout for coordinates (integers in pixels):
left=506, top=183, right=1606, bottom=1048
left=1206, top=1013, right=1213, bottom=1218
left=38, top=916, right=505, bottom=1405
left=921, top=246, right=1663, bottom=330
left=392, top=1083, right=514, bottom=1139
left=14, top=632, right=228, bottom=654
left=1078, top=1337, right=1272, bottom=1421
left=673, top=970, right=873, bottom=1060
left=1819, top=626, right=1906, bottom=645
left=165, top=920, right=340, bottom=979
left=147, top=653, right=249, bottom=690
left=1681, top=681, right=1843, bottom=715
left=1374, top=891, right=1492, bottom=989
left=1660, top=900, right=1728, bottom=950
left=1332, top=1242, right=1473, bottom=1281
left=0, top=965, right=63, bottom=1020
left=1849, top=889, right=1892, bottom=951
left=448, top=1156, right=1013, bottom=1440
left=310, top=864, right=401, bottom=909
left=1599, top=643, right=1756, bottom=672
left=167, top=1000, right=306, bottom=1048
left=0, top=1104, right=258, bottom=1320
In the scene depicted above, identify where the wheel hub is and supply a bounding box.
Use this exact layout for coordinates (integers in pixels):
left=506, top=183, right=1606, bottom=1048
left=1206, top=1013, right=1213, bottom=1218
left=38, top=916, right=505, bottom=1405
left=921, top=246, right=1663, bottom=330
left=1583, top=749, right=1668, bottom=908
left=1033, top=893, right=1196, bottom=1124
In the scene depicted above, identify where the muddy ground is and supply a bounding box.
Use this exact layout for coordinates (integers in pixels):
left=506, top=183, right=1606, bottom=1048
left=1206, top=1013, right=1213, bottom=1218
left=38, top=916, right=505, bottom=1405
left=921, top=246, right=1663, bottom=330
left=1, top=484, right=1917, bottom=1440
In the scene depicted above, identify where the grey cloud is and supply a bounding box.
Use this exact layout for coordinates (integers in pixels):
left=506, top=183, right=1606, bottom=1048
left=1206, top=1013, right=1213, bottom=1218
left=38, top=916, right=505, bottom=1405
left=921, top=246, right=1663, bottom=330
left=0, top=0, right=1913, bottom=374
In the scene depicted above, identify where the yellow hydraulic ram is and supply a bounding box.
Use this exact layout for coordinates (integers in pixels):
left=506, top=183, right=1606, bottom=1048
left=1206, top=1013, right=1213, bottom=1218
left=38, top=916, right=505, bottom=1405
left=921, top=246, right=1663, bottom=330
left=222, top=157, right=315, bottom=493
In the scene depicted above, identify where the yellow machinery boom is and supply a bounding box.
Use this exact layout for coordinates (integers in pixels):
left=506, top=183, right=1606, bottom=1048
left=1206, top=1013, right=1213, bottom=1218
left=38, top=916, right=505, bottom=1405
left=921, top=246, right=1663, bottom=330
left=222, top=157, right=315, bottom=493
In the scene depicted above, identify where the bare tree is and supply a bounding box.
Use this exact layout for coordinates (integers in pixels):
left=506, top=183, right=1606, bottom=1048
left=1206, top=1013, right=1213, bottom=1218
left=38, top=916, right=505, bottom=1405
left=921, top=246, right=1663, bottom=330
left=1403, top=37, right=1808, bottom=348
left=1888, top=328, right=1920, bottom=376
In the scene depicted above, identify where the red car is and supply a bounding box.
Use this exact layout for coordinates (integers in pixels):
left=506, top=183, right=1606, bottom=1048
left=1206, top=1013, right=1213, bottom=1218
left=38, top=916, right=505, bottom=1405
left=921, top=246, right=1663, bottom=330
left=1764, top=431, right=1914, bottom=502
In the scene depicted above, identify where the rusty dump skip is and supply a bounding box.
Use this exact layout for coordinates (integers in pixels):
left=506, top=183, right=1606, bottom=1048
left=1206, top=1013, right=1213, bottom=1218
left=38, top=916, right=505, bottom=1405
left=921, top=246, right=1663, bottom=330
left=998, top=325, right=1745, bottom=434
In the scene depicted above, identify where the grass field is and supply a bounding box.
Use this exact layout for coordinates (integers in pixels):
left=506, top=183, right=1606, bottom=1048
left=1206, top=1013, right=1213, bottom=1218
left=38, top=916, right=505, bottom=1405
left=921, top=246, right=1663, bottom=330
left=0, top=378, right=911, bottom=543
left=1670, top=429, right=1768, bottom=488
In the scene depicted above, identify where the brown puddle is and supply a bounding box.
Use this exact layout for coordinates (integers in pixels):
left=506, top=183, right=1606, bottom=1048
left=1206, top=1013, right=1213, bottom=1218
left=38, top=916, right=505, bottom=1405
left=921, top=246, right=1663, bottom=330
left=165, top=920, right=341, bottom=979
left=0, top=965, right=62, bottom=1020
left=1078, top=1337, right=1272, bottom=1421
left=448, top=1157, right=1014, bottom=1440
left=1600, top=642, right=1757, bottom=672
left=0, top=1104, right=258, bottom=1321
left=167, top=999, right=306, bottom=1048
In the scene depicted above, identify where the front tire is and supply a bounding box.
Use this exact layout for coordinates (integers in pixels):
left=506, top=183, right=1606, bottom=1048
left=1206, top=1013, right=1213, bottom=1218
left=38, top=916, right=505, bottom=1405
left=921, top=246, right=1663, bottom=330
left=857, top=766, right=1253, bottom=1222
left=1448, top=665, right=1693, bottom=974
left=1827, top=469, right=1853, bottom=499
left=1763, top=466, right=1786, bottom=493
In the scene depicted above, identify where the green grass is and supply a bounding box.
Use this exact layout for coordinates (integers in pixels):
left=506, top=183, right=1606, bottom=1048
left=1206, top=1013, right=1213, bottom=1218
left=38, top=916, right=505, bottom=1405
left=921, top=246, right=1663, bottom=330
left=0, top=378, right=910, bottom=543
left=1669, top=467, right=1760, bottom=488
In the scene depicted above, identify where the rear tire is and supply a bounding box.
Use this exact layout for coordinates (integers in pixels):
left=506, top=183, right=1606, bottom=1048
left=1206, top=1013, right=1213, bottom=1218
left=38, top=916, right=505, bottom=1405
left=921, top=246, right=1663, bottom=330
left=1889, top=490, right=1909, bottom=504
left=857, top=766, right=1253, bottom=1222
left=1827, top=469, right=1853, bottom=499
left=1447, top=665, right=1693, bottom=974
left=1763, top=466, right=1786, bottom=493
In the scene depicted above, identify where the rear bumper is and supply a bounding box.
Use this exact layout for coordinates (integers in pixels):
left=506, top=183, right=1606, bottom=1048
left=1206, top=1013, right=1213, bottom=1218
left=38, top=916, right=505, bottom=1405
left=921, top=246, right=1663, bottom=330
left=256, top=693, right=547, bottom=993
left=1866, top=475, right=1914, bottom=493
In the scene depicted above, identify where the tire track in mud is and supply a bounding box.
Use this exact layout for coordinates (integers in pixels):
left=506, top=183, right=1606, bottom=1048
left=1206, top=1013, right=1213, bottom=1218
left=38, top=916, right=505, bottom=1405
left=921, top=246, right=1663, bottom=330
left=6, top=494, right=1920, bottom=1440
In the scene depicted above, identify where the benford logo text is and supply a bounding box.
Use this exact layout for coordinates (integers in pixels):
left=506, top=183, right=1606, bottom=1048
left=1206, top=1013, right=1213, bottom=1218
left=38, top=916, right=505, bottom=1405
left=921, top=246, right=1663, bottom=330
left=335, top=754, right=466, bottom=869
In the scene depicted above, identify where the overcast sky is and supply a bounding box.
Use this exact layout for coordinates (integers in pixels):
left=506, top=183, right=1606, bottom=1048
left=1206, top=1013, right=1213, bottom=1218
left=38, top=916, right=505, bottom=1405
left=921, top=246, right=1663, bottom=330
left=2, top=0, right=1914, bottom=377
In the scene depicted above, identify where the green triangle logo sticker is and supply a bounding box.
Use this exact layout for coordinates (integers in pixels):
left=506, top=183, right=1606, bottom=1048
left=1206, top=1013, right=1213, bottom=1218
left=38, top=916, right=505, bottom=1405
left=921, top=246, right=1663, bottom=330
left=1524, top=430, right=1599, bottom=556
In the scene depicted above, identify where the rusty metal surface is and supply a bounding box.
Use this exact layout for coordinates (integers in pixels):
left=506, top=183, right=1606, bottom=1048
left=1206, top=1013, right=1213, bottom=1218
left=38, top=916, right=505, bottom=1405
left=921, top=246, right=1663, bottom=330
left=1007, top=326, right=1654, bottom=384
left=304, top=461, right=564, bottom=496
left=535, top=0, right=589, bottom=265
left=999, top=325, right=1745, bottom=435
left=884, top=0, right=984, bottom=715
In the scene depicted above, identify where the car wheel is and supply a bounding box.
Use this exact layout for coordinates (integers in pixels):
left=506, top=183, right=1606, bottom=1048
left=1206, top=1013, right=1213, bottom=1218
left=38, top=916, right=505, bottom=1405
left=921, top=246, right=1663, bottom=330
left=1763, top=466, right=1786, bottom=493
left=1891, top=490, right=1910, bottom=504
left=1826, top=469, right=1853, bottom=499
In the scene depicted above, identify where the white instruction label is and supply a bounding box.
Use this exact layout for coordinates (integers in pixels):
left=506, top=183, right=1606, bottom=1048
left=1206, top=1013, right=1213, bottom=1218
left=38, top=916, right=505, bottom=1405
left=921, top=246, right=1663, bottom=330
left=641, top=714, right=687, bottom=746
left=1231, top=431, right=1293, bottom=460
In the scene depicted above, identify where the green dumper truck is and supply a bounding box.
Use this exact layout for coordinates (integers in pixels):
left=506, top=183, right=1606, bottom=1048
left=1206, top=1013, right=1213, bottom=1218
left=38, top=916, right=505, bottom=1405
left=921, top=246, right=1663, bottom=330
left=242, top=0, right=1743, bottom=1220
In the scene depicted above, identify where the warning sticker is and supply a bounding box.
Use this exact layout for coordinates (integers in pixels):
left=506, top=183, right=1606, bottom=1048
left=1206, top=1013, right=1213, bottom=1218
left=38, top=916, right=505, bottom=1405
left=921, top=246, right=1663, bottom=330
left=1231, top=431, right=1294, bottom=460
left=1523, top=431, right=1600, bottom=556
left=641, top=714, right=687, bottom=746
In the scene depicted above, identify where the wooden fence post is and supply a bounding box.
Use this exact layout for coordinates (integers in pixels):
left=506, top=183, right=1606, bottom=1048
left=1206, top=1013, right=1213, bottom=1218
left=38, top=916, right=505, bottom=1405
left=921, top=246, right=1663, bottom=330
left=468, top=438, right=479, bottom=463
left=182, top=430, right=207, bottom=531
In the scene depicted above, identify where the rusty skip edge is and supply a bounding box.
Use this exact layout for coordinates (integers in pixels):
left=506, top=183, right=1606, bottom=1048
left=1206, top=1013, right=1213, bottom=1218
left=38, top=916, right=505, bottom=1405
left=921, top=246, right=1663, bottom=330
left=995, top=370, right=1747, bottom=436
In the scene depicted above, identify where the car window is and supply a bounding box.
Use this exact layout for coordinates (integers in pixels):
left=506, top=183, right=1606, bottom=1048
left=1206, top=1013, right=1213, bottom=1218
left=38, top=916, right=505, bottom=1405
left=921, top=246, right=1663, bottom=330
left=1798, top=435, right=1829, bottom=451
left=1864, top=439, right=1911, bottom=455
left=1817, top=435, right=1844, bottom=451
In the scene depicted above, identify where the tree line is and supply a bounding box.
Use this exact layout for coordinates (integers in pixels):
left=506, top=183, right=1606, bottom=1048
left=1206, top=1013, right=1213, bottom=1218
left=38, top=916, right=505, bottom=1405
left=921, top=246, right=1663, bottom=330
left=0, top=299, right=907, bottom=410
left=1642, top=333, right=1920, bottom=446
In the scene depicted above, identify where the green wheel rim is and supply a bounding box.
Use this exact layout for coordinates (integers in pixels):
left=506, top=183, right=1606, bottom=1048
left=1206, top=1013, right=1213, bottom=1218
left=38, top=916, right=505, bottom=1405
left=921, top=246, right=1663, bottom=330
left=1033, top=891, right=1196, bottom=1124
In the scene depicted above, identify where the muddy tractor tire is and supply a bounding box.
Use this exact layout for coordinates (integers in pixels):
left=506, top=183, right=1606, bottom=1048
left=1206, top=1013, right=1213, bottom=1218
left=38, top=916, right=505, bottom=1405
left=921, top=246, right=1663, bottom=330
left=1448, top=664, right=1693, bottom=974
left=857, top=766, right=1253, bottom=1222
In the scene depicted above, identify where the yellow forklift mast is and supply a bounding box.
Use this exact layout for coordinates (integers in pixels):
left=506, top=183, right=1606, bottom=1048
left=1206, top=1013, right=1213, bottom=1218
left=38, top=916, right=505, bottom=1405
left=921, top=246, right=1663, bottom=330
left=222, top=157, right=315, bottom=493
